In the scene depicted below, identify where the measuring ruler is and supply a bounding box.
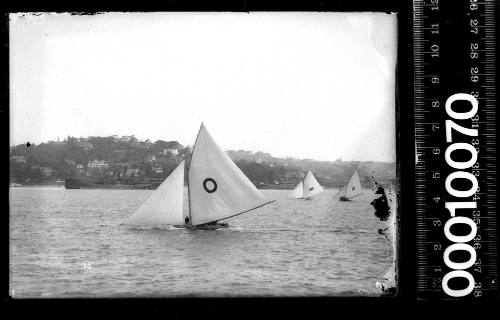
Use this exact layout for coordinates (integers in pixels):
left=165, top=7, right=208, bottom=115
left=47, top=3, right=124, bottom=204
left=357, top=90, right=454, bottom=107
left=413, top=0, right=497, bottom=299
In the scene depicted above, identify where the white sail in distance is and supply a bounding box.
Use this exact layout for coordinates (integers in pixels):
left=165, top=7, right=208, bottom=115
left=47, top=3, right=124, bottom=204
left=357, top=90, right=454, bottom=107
left=340, top=170, right=363, bottom=199
left=188, top=123, right=274, bottom=226
left=288, top=180, right=303, bottom=199
left=302, top=170, right=324, bottom=199
left=124, top=161, right=185, bottom=226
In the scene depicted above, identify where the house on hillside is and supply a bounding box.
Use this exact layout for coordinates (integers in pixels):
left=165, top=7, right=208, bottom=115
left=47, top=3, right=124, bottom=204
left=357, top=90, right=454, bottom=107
left=10, top=155, right=26, bottom=163
left=163, top=148, right=178, bottom=156
left=40, top=167, right=54, bottom=177
left=280, top=170, right=305, bottom=186
left=88, top=160, right=109, bottom=169
left=125, top=168, right=140, bottom=177
left=145, top=155, right=157, bottom=163
left=77, top=141, right=93, bottom=151
left=284, top=171, right=305, bottom=179
left=76, top=164, right=85, bottom=175
left=151, top=166, right=163, bottom=174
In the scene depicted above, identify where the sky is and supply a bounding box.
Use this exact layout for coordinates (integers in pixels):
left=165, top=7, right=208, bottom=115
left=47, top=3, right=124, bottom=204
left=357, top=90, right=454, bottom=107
left=10, top=12, right=397, bottom=162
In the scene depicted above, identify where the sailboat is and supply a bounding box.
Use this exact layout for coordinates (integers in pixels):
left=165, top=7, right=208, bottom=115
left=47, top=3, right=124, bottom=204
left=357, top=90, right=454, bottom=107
left=288, top=170, right=325, bottom=200
left=123, top=123, right=275, bottom=230
left=337, top=170, right=363, bottom=201
left=287, top=180, right=303, bottom=199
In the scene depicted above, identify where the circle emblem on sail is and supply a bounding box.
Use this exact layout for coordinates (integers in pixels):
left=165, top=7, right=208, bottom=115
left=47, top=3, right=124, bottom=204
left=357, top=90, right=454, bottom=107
left=203, top=178, right=217, bottom=193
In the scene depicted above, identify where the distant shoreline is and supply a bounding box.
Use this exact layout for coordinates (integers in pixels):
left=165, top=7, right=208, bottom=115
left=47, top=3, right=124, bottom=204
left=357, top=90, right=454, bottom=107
left=10, top=183, right=62, bottom=188
left=10, top=136, right=396, bottom=191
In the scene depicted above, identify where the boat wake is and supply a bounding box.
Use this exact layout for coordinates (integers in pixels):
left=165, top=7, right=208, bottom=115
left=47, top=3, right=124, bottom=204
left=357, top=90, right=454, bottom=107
left=123, top=225, right=183, bottom=231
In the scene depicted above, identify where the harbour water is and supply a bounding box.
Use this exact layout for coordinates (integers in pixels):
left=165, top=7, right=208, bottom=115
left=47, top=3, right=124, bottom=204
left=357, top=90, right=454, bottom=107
left=9, top=186, right=396, bottom=297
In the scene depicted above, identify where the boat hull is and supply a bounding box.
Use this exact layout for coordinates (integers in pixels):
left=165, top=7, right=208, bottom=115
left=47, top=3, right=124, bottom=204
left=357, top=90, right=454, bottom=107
left=339, top=196, right=350, bottom=201
left=190, top=222, right=229, bottom=230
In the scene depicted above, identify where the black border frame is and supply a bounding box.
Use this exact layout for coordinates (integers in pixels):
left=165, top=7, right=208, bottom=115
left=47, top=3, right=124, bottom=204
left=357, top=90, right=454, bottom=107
left=1, top=0, right=453, bottom=315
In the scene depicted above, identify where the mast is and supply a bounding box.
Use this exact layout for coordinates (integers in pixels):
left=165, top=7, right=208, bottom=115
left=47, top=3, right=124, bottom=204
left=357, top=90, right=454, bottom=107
left=302, top=176, right=306, bottom=198
left=344, top=173, right=350, bottom=198
left=186, top=162, right=191, bottom=224
left=186, top=122, right=204, bottom=225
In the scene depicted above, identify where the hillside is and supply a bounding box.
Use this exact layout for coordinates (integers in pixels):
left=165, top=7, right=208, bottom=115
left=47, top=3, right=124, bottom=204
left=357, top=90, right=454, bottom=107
left=10, top=135, right=396, bottom=189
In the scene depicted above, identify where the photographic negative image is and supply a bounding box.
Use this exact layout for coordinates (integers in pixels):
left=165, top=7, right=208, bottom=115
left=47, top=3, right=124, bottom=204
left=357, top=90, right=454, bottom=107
left=9, top=12, right=398, bottom=297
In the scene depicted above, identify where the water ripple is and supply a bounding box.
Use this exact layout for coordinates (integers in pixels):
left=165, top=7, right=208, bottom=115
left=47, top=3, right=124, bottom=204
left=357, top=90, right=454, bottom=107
left=10, top=187, right=396, bottom=297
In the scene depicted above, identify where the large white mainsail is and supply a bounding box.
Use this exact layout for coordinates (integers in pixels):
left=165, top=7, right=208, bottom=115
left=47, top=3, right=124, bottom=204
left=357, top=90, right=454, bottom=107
left=339, top=170, right=363, bottom=200
left=188, top=123, right=273, bottom=226
left=124, top=161, right=185, bottom=226
left=302, top=170, right=324, bottom=199
left=288, top=181, right=304, bottom=199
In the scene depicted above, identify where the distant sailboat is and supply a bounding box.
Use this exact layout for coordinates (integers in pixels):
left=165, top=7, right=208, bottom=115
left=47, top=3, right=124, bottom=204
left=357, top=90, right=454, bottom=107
left=287, top=181, right=303, bottom=199
left=288, top=170, right=325, bottom=200
left=337, top=170, right=362, bottom=201
left=124, top=123, right=275, bottom=230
